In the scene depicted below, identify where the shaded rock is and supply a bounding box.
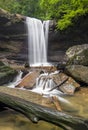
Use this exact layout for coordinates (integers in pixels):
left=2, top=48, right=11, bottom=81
left=24, top=62, right=30, bottom=68
left=65, top=65, right=88, bottom=85
left=51, top=72, right=80, bottom=94
left=66, top=44, right=88, bottom=65
left=30, top=66, right=57, bottom=73
left=21, top=70, right=29, bottom=78
left=48, top=14, right=88, bottom=63
left=16, top=71, right=40, bottom=89
left=0, top=8, right=28, bottom=63
left=0, top=61, right=18, bottom=85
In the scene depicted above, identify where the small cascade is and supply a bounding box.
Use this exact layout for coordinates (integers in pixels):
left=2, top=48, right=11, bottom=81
left=6, top=70, right=71, bottom=104
left=35, top=73, right=56, bottom=90
left=31, top=71, right=63, bottom=97
left=26, top=17, right=50, bottom=66
left=7, top=71, right=23, bottom=88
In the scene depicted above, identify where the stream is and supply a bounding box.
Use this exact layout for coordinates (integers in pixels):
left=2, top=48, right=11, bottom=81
left=1, top=70, right=88, bottom=130
left=0, top=88, right=88, bottom=130
left=0, top=110, right=63, bottom=130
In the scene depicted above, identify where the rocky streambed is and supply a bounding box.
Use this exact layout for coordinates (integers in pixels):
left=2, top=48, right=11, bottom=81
left=0, top=61, right=88, bottom=130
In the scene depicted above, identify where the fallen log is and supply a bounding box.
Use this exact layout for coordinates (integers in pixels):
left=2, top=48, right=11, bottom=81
left=49, top=77, right=69, bottom=92
left=51, top=96, right=62, bottom=111
left=0, top=91, right=88, bottom=130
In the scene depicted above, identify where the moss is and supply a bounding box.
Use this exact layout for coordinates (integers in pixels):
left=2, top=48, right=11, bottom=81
left=0, top=61, right=18, bottom=85
left=66, top=55, right=77, bottom=65
left=66, top=47, right=88, bottom=66
left=0, top=61, right=4, bottom=66
left=0, top=66, right=13, bottom=72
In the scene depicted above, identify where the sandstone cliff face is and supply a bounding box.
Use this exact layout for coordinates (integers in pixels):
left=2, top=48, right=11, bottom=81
left=0, top=61, right=18, bottom=85
left=0, top=8, right=28, bottom=63
left=48, top=14, right=88, bottom=63
left=0, top=8, right=88, bottom=64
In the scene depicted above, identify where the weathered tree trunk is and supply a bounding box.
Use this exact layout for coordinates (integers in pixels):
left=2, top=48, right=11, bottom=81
left=0, top=92, right=88, bottom=130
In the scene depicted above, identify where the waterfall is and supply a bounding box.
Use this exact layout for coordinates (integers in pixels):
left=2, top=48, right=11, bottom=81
left=26, top=17, right=50, bottom=66
left=43, top=20, right=50, bottom=51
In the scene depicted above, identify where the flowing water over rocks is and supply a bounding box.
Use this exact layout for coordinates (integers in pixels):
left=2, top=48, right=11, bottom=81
left=0, top=10, right=88, bottom=130
left=14, top=68, right=80, bottom=96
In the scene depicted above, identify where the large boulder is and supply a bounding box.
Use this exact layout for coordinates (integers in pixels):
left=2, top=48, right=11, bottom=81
left=66, top=44, right=88, bottom=66
left=0, top=61, right=18, bottom=85
left=16, top=71, right=40, bottom=89
left=65, top=65, right=88, bottom=85
left=51, top=72, right=80, bottom=94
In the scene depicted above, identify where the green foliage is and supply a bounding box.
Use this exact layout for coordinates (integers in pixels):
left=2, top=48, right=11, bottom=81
left=0, top=0, right=42, bottom=18
left=0, top=0, right=88, bottom=30
left=0, top=0, right=20, bottom=13
left=40, top=0, right=88, bottom=30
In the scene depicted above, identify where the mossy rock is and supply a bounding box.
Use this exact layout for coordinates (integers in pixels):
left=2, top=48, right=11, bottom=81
left=0, top=61, right=18, bottom=85
left=66, top=44, right=88, bottom=66
left=0, top=61, right=5, bottom=66
left=65, top=65, right=88, bottom=85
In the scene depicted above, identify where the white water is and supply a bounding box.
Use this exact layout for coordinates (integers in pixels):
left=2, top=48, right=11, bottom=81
left=26, top=17, right=50, bottom=67
left=7, top=71, right=23, bottom=88
left=30, top=70, right=71, bottom=104
left=43, top=20, right=50, bottom=51
left=6, top=70, right=70, bottom=104
left=31, top=71, right=63, bottom=95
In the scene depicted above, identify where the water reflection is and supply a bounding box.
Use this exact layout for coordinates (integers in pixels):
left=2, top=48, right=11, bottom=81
left=60, top=88, right=88, bottom=119
left=0, top=110, right=63, bottom=130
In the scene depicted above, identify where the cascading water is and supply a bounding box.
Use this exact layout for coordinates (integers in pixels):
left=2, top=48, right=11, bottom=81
left=6, top=17, right=69, bottom=105
left=26, top=17, right=50, bottom=66
left=7, top=71, right=23, bottom=88
left=32, top=71, right=63, bottom=96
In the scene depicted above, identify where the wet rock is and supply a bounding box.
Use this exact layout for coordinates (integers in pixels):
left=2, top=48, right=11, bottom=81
left=51, top=96, right=62, bottom=111
left=0, top=8, right=27, bottom=63
left=21, top=70, right=29, bottom=78
left=66, top=44, right=88, bottom=65
left=65, top=65, right=88, bottom=85
left=24, top=62, right=30, bottom=68
left=30, top=66, right=57, bottom=73
left=0, top=8, right=24, bottom=22
left=16, top=71, right=40, bottom=89
left=51, top=72, right=80, bottom=94
left=59, top=77, right=80, bottom=94
left=0, top=61, right=18, bottom=85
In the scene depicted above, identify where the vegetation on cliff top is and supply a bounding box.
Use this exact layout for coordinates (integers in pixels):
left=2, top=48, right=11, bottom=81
left=0, top=0, right=88, bottom=30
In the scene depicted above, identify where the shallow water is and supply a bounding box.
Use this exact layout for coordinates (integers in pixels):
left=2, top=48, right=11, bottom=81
left=0, top=88, right=88, bottom=130
left=60, top=88, right=88, bottom=119
left=1, top=88, right=88, bottom=130
left=0, top=110, right=63, bottom=130
left=2, top=71, right=88, bottom=130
